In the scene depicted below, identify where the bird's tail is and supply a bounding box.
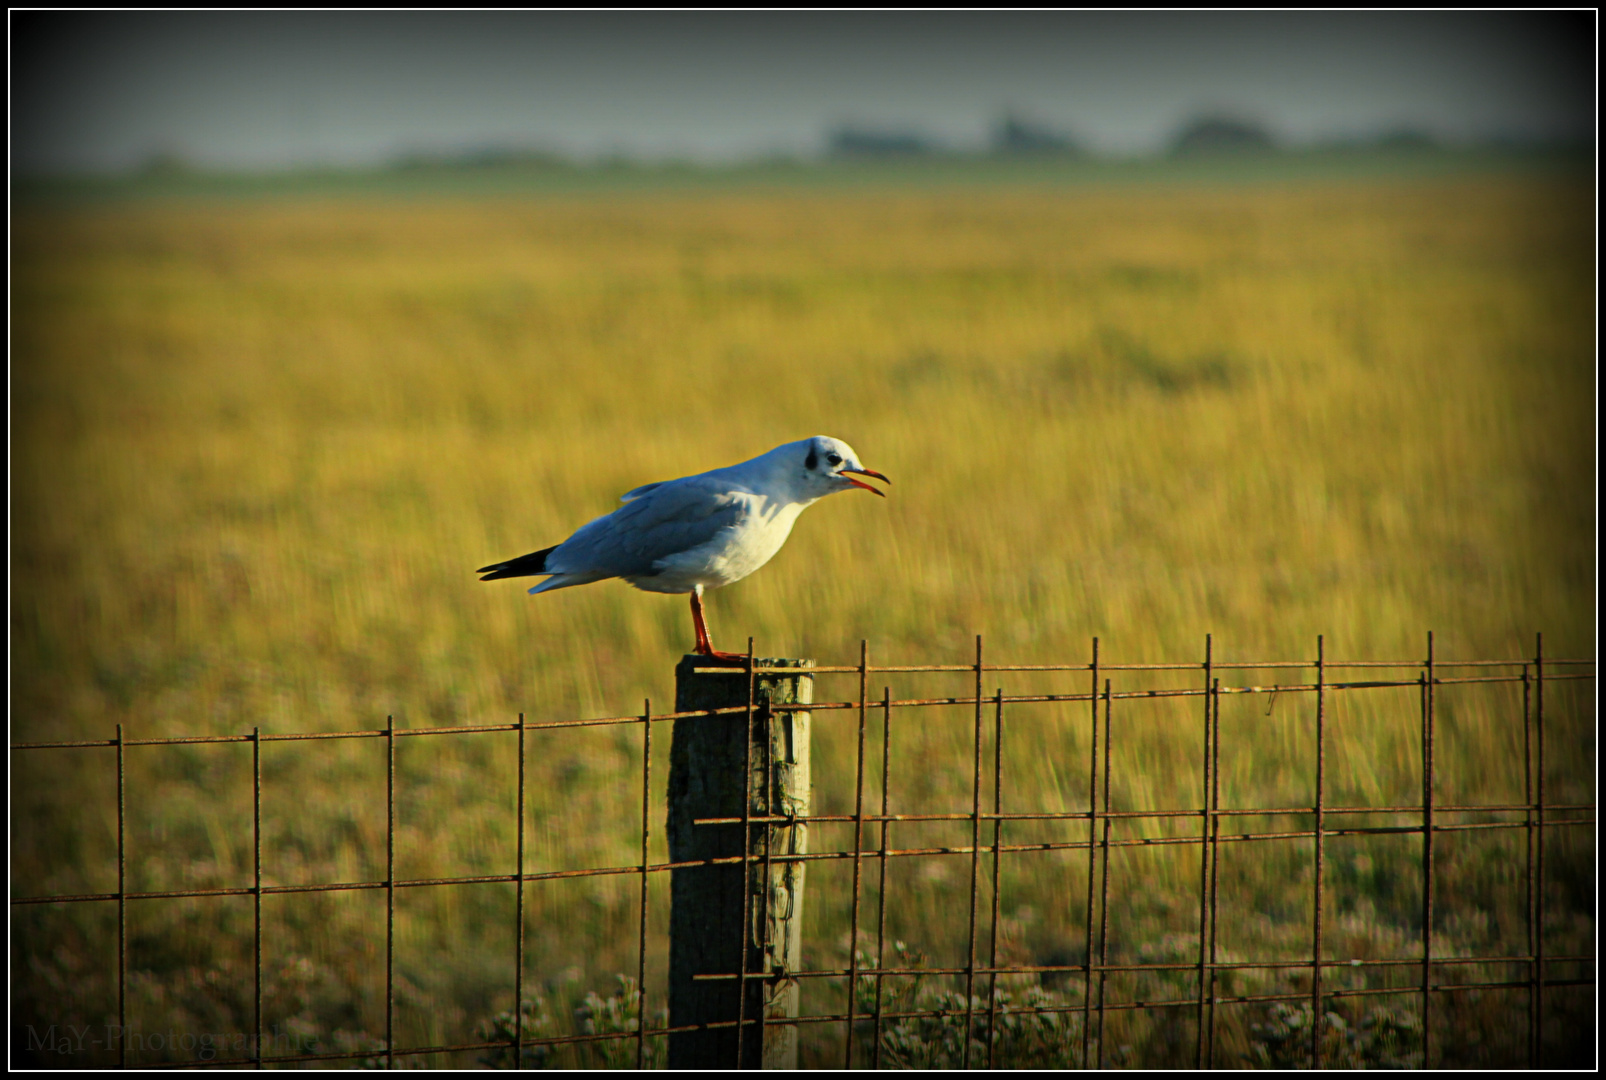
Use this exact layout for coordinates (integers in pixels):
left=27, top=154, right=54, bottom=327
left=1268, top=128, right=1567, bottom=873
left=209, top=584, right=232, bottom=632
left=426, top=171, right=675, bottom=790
left=477, top=545, right=558, bottom=581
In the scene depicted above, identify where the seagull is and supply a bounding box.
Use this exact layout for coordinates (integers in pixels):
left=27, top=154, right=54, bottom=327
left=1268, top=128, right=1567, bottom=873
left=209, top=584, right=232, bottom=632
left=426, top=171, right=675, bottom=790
left=478, top=436, right=889, bottom=661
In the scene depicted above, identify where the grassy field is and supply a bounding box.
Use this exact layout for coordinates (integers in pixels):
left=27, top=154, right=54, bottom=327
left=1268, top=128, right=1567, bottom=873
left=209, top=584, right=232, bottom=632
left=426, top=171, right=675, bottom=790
left=12, top=159, right=1594, bottom=1067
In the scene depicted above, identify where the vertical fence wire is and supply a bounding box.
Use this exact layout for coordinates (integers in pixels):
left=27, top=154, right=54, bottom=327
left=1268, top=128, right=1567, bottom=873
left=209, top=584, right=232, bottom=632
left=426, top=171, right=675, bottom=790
left=1522, top=661, right=1536, bottom=1066
left=1195, top=635, right=1213, bottom=1068
left=252, top=726, right=263, bottom=1070
left=1096, top=679, right=1114, bottom=1068
left=637, top=700, right=652, bottom=1069
left=985, top=688, right=1005, bottom=1069
left=385, top=718, right=396, bottom=1071
left=514, top=713, right=526, bottom=1067
left=1420, top=635, right=1436, bottom=1067
left=1081, top=638, right=1099, bottom=1069
left=871, top=685, right=892, bottom=1071
left=845, top=642, right=869, bottom=1068
left=735, top=639, right=757, bottom=1068
left=1534, top=632, right=1546, bottom=1067
left=759, top=650, right=779, bottom=1064
left=1205, top=677, right=1222, bottom=1068
left=1312, top=635, right=1327, bottom=1068
left=962, top=634, right=985, bottom=1069
left=117, top=722, right=127, bottom=1068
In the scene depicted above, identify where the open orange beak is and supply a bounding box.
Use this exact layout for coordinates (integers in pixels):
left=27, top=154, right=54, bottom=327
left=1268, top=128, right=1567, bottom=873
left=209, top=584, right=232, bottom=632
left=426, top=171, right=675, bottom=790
left=840, top=468, right=891, bottom=497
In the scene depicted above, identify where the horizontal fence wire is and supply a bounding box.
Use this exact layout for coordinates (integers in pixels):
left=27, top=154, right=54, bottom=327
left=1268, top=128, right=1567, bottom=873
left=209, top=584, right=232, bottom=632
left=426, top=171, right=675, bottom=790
left=13, top=807, right=1596, bottom=909
left=12, top=672, right=1595, bottom=752
left=12, top=638, right=1595, bottom=1069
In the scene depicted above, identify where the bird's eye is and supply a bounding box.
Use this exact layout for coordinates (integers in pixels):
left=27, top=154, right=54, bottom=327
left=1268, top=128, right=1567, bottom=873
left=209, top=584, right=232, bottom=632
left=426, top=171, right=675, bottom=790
left=827, top=453, right=842, bottom=467
left=805, top=450, right=818, bottom=470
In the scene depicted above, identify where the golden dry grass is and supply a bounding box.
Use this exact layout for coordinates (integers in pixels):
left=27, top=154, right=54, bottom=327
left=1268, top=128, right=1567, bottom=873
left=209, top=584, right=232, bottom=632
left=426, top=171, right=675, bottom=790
left=12, top=167, right=1594, bottom=1067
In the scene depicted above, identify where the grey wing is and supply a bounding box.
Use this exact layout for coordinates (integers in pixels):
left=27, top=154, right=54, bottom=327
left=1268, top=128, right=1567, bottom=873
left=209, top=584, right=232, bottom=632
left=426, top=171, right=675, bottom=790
left=548, top=478, right=749, bottom=578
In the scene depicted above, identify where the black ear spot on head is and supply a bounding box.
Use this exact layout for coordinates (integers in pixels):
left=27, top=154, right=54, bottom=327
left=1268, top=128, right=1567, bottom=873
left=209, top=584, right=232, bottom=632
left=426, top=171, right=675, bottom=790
left=805, top=450, right=818, bottom=470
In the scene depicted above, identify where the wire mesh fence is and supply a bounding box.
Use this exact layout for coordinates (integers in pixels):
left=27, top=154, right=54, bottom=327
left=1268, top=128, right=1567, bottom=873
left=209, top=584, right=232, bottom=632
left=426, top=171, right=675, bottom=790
left=12, top=632, right=1596, bottom=1069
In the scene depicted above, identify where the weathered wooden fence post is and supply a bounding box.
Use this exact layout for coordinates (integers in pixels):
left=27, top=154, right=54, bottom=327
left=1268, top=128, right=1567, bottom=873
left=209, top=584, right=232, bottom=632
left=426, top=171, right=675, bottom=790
left=668, top=654, right=812, bottom=1070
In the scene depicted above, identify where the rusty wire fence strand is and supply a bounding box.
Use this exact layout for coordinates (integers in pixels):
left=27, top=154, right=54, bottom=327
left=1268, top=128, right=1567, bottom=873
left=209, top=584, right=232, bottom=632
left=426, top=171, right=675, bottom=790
left=636, top=700, right=652, bottom=1070
left=734, top=640, right=757, bottom=1068
left=844, top=642, right=869, bottom=1068
left=1205, top=677, right=1222, bottom=1068
left=1080, top=637, right=1099, bottom=1070
left=679, top=811, right=1594, bottom=867
left=767, top=970, right=1593, bottom=1015
left=10, top=644, right=1597, bottom=1069
left=19, top=802, right=1596, bottom=884
left=759, top=652, right=780, bottom=1063
left=697, top=949, right=1595, bottom=984
left=1534, top=631, right=1546, bottom=1067
left=73, top=793, right=1600, bottom=844
left=985, top=688, right=1005, bottom=1069
left=701, top=797, right=1588, bottom=825
left=1422, top=633, right=1436, bottom=1067
left=13, top=661, right=1596, bottom=754
left=871, top=685, right=892, bottom=1071
left=702, top=968, right=1598, bottom=1021
left=117, top=722, right=127, bottom=1068
left=252, top=726, right=263, bottom=1070
left=1522, top=658, right=1536, bottom=1067
left=514, top=713, right=526, bottom=1068
left=727, top=656, right=1587, bottom=675
left=386, top=718, right=396, bottom=1070
left=656, top=978, right=1601, bottom=1065
left=118, top=967, right=1602, bottom=1073
left=113, top=964, right=1593, bottom=1073
left=112, top=966, right=1598, bottom=1073
left=16, top=806, right=1596, bottom=910
left=962, top=635, right=985, bottom=1069
left=1195, top=634, right=1213, bottom=1069
left=1312, top=635, right=1326, bottom=1068
left=762, top=972, right=1598, bottom=1022
left=1096, top=678, right=1114, bottom=1068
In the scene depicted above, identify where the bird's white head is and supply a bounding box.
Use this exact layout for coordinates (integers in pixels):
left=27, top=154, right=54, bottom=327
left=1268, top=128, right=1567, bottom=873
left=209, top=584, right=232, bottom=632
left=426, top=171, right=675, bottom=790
left=789, top=435, right=891, bottom=500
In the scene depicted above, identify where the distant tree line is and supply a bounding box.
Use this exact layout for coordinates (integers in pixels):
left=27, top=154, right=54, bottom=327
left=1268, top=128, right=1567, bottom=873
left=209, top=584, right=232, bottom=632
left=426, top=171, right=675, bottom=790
left=828, top=113, right=1085, bottom=159
left=354, top=113, right=1551, bottom=174
left=825, top=112, right=1468, bottom=161
left=111, top=112, right=1546, bottom=182
left=1167, top=115, right=1276, bottom=156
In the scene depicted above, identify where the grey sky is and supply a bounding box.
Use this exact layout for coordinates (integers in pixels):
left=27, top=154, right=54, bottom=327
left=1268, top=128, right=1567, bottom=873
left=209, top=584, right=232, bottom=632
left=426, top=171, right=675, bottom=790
left=11, top=11, right=1594, bottom=174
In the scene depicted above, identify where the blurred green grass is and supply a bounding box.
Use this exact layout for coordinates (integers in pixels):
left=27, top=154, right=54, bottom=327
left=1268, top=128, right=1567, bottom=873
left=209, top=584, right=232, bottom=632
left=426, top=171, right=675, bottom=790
left=12, top=158, right=1593, bottom=1067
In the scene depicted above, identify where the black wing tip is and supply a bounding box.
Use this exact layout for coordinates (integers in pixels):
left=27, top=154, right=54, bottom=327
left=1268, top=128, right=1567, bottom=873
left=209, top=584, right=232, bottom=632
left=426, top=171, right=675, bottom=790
left=477, top=545, right=558, bottom=582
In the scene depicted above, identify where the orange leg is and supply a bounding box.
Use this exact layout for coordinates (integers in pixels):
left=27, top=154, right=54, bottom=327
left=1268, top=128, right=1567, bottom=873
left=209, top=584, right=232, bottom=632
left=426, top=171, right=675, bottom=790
left=689, top=588, right=746, bottom=663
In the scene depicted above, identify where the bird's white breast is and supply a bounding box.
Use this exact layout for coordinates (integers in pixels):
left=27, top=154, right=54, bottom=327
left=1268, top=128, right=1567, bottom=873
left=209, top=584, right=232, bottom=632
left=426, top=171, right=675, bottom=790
left=629, top=494, right=807, bottom=594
